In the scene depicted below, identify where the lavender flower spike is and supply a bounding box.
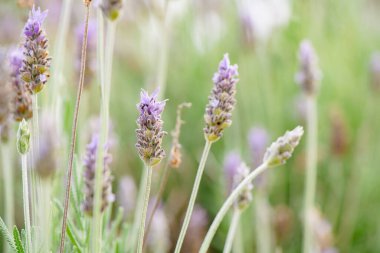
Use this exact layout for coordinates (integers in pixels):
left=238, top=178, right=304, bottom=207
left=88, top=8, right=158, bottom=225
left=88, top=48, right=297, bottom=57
left=82, top=134, right=115, bottom=216
left=224, top=151, right=241, bottom=193
left=264, top=126, right=304, bottom=168
left=136, top=89, right=167, bottom=167
left=204, top=54, right=239, bottom=142
left=295, top=40, right=321, bottom=96
left=20, top=5, right=51, bottom=94
left=9, top=48, right=33, bottom=122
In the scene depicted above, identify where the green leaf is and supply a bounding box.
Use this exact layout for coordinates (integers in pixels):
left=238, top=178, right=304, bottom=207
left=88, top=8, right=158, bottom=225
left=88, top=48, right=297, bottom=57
left=67, top=225, right=82, bottom=253
left=13, top=226, right=25, bottom=253
left=0, top=217, right=17, bottom=252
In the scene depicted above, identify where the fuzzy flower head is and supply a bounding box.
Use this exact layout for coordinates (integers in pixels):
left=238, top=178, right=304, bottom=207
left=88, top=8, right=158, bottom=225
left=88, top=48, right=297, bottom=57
left=20, top=5, right=51, bottom=94
left=248, top=127, right=269, bottom=167
left=9, top=48, right=33, bottom=122
left=295, top=40, right=322, bottom=96
left=136, top=89, right=167, bottom=167
left=204, top=54, right=239, bottom=142
left=99, top=0, right=124, bottom=21
left=82, top=134, right=115, bottom=216
left=264, top=126, right=304, bottom=167
left=233, top=162, right=253, bottom=210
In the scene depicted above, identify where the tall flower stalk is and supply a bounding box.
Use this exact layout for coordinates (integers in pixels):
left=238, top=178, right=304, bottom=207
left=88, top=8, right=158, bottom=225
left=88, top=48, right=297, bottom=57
left=17, top=120, right=32, bottom=253
left=174, top=53, right=239, bottom=253
left=59, top=1, right=92, bottom=252
left=135, top=89, right=167, bottom=252
left=200, top=126, right=304, bottom=253
left=92, top=1, right=122, bottom=251
left=296, top=40, right=321, bottom=253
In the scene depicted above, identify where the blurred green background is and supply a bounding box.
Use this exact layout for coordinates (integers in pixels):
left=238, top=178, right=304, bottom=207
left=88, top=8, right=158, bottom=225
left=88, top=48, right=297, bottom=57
left=1, top=0, right=380, bottom=252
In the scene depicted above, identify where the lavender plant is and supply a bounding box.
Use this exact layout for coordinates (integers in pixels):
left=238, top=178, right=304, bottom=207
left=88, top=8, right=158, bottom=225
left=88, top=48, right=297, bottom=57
left=135, top=89, right=167, bottom=252
left=175, top=53, right=239, bottom=253
left=296, top=40, right=321, bottom=253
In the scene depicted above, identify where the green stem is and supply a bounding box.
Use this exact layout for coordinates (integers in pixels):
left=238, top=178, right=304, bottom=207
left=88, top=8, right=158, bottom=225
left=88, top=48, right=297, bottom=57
left=199, top=162, right=269, bottom=253
left=137, top=165, right=153, bottom=253
left=37, top=179, right=52, bottom=252
left=21, top=154, right=32, bottom=253
left=1, top=143, right=14, bottom=253
left=174, top=140, right=212, bottom=253
left=128, top=167, right=148, bottom=252
left=92, top=8, right=106, bottom=253
left=223, top=208, right=241, bottom=253
left=302, top=95, right=318, bottom=253
left=144, top=159, right=170, bottom=246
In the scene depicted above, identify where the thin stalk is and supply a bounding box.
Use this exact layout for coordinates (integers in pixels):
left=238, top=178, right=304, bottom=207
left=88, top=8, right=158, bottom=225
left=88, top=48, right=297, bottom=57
left=174, top=140, right=212, bottom=253
left=1, top=143, right=14, bottom=253
left=199, top=162, right=269, bottom=253
left=223, top=208, right=241, bottom=253
left=302, top=95, right=318, bottom=253
left=21, top=154, right=32, bottom=253
left=144, top=159, right=170, bottom=245
left=255, top=191, right=272, bottom=253
left=37, top=179, right=52, bottom=252
left=137, top=165, right=153, bottom=253
left=59, top=3, right=91, bottom=252
left=31, top=95, right=39, bottom=230
left=128, top=167, right=148, bottom=252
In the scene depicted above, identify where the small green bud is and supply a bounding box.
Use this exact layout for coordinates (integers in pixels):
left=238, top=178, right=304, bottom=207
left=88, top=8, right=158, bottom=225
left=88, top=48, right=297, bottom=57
left=17, top=119, right=31, bottom=155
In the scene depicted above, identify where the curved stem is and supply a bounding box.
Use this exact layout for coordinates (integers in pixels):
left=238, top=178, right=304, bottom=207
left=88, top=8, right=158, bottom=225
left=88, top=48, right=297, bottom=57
left=199, top=162, right=269, bottom=253
left=137, top=166, right=153, bottom=253
left=59, top=4, right=91, bottom=252
left=21, top=154, right=32, bottom=253
left=144, top=159, right=170, bottom=246
left=302, top=95, right=318, bottom=253
left=174, top=140, right=212, bottom=253
left=223, top=208, right=241, bottom=253
left=1, top=143, right=14, bottom=253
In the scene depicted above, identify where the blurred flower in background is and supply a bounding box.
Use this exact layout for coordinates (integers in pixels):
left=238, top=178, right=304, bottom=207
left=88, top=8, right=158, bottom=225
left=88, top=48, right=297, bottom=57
left=117, top=176, right=137, bottom=220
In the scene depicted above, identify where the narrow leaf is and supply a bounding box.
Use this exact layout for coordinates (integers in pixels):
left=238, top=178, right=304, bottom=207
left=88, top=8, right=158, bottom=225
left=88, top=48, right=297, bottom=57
left=0, top=217, right=17, bottom=251
left=13, top=226, right=25, bottom=253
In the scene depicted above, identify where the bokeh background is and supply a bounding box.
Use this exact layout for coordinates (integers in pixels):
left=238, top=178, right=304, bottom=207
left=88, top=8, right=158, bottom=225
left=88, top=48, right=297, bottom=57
left=1, top=0, right=380, bottom=252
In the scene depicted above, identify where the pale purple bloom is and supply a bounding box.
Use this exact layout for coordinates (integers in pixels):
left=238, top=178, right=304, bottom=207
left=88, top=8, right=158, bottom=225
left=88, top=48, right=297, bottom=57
left=234, top=163, right=253, bottom=210
left=295, top=40, right=321, bottom=95
left=248, top=127, right=269, bottom=167
left=117, top=176, right=137, bottom=219
left=224, top=151, right=241, bottom=193
left=0, top=48, right=11, bottom=126
left=204, top=54, right=239, bottom=142
left=136, top=89, right=167, bottom=166
left=370, top=52, right=380, bottom=92
left=82, top=134, right=115, bottom=215
left=20, top=5, right=51, bottom=94
left=9, top=47, right=33, bottom=122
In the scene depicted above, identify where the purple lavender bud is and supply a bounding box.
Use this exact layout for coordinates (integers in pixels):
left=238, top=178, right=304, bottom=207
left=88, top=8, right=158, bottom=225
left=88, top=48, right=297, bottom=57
left=9, top=48, right=33, bottom=122
left=295, top=40, right=321, bottom=96
left=20, top=6, right=51, bottom=94
left=0, top=48, right=12, bottom=126
left=370, top=52, right=380, bottom=92
left=136, top=89, right=167, bottom=167
left=82, top=134, right=115, bottom=216
left=248, top=127, right=269, bottom=167
left=75, top=20, right=97, bottom=88
left=99, top=0, right=123, bottom=21
left=34, top=111, right=58, bottom=179
left=204, top=54, right=239, bottom=142
left=223, top=151, right=241, bottom=193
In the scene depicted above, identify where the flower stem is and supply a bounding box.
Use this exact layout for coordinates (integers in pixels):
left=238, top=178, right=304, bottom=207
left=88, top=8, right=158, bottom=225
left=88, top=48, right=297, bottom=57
left=199, top=162, right=269, bottom=253
left=174, top=140, right=212, bottom=253
left=137, top=165, right=153, bottom=253
left=21, top=154, right=32, bottom=253
left=223, top=208, right=241, bottom=253
left=302, top=95, right=318, bottom=253
left=59, top=3, right=91, bottom=252
left=144, top=159, right=170, bottom=246
left=128, top=166, right=148, bottom=252
left=1, top=143, right=14, bottom=253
